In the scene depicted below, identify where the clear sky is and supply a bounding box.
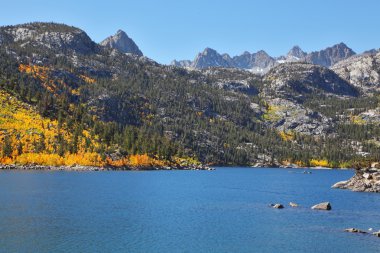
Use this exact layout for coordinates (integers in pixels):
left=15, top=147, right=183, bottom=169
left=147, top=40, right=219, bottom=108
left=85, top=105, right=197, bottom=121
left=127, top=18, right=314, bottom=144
left=1, top=0, right=379, bottom=64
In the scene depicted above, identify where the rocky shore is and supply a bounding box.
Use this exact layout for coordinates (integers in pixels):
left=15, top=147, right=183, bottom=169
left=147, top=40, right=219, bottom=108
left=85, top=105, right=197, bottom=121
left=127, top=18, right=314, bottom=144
left=332, top=166, right=380, bottom=193
left=0, top=164, right=214, bottom=171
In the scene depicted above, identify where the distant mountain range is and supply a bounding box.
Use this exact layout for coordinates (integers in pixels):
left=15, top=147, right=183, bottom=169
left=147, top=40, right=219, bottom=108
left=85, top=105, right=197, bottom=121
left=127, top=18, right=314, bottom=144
left=93, top=28, right=360, bottom=74
left=171, top=43, right=357, bottom=73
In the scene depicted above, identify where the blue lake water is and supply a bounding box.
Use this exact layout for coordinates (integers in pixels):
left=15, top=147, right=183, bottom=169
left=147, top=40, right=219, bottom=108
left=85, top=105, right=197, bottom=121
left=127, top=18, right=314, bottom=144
left=0, top=167, right=380, bottom=253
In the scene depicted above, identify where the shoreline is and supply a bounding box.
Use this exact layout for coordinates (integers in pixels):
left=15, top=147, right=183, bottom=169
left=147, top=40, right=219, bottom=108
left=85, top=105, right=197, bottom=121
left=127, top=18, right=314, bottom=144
left=0, top=164, right=214, bottom=171
left=1, top=164, right=353, bottom=171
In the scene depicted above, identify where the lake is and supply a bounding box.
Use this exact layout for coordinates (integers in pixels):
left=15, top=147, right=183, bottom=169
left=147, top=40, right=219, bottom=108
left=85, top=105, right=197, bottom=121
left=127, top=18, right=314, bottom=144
left=0, top=167, right=379, bottom=253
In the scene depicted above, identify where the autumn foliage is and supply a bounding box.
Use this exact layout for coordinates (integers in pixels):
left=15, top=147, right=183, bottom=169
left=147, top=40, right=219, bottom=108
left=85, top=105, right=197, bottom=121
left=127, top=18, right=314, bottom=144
left=0, top=90, right=181, bottom=168
left=18, top=64, right=95, bottom=95
left=309, top=159, right=330, bottom=167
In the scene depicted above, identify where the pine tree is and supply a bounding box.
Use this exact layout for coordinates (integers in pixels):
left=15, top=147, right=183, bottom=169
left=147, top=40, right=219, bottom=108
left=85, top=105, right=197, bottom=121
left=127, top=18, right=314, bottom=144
left=2, top=135, right=13, bottom=158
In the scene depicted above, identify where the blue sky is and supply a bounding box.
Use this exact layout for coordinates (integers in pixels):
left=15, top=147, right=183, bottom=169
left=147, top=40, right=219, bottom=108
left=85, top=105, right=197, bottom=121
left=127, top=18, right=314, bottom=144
left=1, top=0, right=379, bottom=64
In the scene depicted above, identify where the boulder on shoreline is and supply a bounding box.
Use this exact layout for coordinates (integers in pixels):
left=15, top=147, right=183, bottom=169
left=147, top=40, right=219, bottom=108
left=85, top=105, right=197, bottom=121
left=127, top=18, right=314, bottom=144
left=311, top=202, right=331, bottom=210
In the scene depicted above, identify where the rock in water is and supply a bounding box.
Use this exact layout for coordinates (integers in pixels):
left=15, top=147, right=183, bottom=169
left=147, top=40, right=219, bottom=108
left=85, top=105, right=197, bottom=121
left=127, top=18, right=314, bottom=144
left=270, top=204, right=284, bottom=209
left=373, top=232, right=380, bottom=237
left=345, top=228, right=367, bottom=234
left=311, top=202, right=331, bottom=210
left=289, top=202, right=299, bottom=207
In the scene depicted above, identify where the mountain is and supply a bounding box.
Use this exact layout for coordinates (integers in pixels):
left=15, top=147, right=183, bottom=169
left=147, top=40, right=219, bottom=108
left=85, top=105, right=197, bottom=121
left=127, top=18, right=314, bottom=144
left=264, top=62, right=359, bottom=99
left=173, top=48, right=276, bottom=73
left=192, top=48, right=233, bottom=69
left=286, top=46, right=307, bottom=60
left=363, top=48, right=379, bottom=55
left=1, top=22, right=380, bottom=169
left=304, top=42, right=356, bottom=67
left=232, top=50, right=275, bottom=73
left=171, top=43, right=356, bottom=72
left=171, top=59, right=192, bottom=68
left=100, top=29, right=143, bottom=56
left=332, top=51, right=380, bottom=92
left=0, top=22, right=99, bottom=55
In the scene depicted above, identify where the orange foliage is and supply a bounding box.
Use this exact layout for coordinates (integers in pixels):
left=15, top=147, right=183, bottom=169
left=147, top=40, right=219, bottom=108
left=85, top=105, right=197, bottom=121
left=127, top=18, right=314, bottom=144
left=19, top=64, right=56, bottom=92
left=19, top=64, right=96, bottom=95
left=0, top=157, right=13, bottom=165
left=0, top=90, right=102, bottom=165
left=15, top=153, right=65, bottom=166
left=64, top=153, right=104, bottom=166
left=1, top=153, right=171, bottom=168
left=12, top=153, right=104, bottom=167
left=0, top=89, right=193, bottom=169
left=79, top=75, right=96, bottom=84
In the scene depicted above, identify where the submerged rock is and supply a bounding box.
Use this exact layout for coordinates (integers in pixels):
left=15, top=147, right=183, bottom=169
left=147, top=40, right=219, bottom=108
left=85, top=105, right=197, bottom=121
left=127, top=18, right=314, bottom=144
left=311, top=202, right=331, bottom=210
left=345, top=228, right=367, bottom=234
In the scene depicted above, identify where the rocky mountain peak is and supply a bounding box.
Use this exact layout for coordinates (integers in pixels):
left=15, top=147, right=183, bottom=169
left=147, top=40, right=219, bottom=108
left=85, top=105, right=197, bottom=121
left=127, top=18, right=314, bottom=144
left=256, top=50, right=269, bottom=56
left=287, top=46, right=306, bottom=59
left=363, top=49, right=379, bottom=55
left=304, top=43, right=356, bottom=67
left=100, top=29, right=143, bottom=56
left=116, top=29, right=125, bottom=35
left=192, top=48, right=232, bottom=69
left=202, top=47, right=218, bottom=55
left=333, top=42, right=355, bottom=56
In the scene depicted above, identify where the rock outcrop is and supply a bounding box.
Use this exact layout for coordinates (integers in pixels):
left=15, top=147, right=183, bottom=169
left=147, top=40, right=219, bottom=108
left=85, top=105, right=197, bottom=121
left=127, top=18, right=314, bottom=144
left=0, top=22, right=99, bottom=55
left=332, top=168, right=380, bottom=192
left=262, top=97, right=332, bottom=136
left=264, top=62, right=359, bottom=97
left=332, top=51, right=380, bottom=92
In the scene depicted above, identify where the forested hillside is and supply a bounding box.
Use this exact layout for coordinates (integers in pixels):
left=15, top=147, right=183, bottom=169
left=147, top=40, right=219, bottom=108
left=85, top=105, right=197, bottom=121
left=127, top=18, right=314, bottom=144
left=1, top=22, right=380, bottom=168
